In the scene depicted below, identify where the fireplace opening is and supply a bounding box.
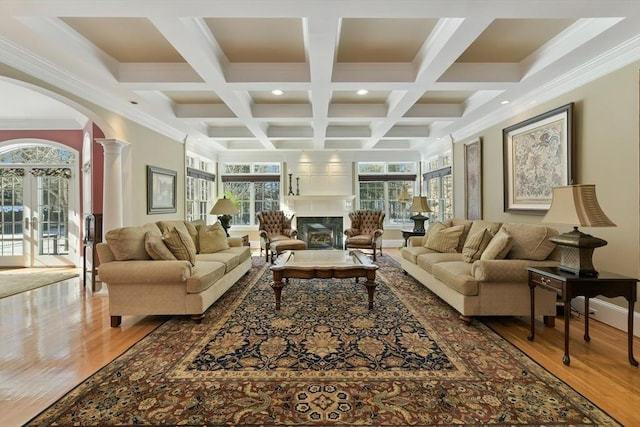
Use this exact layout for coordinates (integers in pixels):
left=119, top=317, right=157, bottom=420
left=296, top=217, right=343, bottom=250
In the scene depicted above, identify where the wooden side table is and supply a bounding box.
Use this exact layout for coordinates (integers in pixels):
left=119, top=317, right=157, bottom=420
left=527, top=266, right=638, bottom=367
left=401, top=229, right=425, bottom=246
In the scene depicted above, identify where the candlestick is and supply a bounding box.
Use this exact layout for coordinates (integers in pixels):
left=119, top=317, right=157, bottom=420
left=288, top=173, right=294, bottom=196
left=296, top=177, right=300, bottom=196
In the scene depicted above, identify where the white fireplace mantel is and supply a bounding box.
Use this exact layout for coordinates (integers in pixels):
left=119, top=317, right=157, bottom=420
left=285, top=194, right=355, bottom=218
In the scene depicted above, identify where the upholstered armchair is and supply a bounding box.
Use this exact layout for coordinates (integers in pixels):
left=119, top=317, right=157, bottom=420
left=344, top=210, right=385, bottom=261
left=257, top=210, right=298, bottom=261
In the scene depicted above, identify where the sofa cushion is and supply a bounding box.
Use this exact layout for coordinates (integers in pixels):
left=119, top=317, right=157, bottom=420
left=199, top=222, right=230, bottom=253
left=224, top=245, right=252, bottom=264
left=462, top=228, right=494, bottom=262
left=105, top=224, right=160, bottom=261
left=481, top=228, right=513, bottom=260
left=401, top=246, right=434, bottom=264
left=416, top=252, right=464, bottom=274
left=196, top=251, right=240, bottom=272
left=425, top=224, right=465, bottom=253
left=432, top=261, right=479, bottom=296
left=163, top=227, right=197, bottom=266
left=502, top=223, right=558, bottom=260
left=186, top=262, right=226, bottom=293
left=144, top=232, right=177, bottom=260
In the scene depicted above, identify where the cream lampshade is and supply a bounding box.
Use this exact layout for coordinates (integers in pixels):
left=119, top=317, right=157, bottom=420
left=409, top=196, right=431, bottom=233
left=398, top=187, right=412, bottom=227
left=210, top=196, right=239, bottom=237
left=542, top=184, right=616, bottom=276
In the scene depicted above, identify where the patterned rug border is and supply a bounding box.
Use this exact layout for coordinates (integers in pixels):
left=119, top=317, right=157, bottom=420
left=25, top=254, right=621, bottom=426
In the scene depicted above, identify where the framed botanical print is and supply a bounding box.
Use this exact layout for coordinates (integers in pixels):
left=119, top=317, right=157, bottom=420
left=503, top=103, right=574, bottom=214
left=464, top=137, right=482, bottom=220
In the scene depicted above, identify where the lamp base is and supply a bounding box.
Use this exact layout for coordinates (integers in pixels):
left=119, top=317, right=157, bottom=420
left=218, top=214, right=232, bottom=237
left=549, top=227, right=607, bottom=277
left=410, top=214, right=428, bottom=233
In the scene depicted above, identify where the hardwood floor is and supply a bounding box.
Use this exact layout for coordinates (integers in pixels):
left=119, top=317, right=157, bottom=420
left=1, top=256, right=638, bottom=426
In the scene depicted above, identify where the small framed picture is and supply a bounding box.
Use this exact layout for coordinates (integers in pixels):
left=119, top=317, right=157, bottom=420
left=147, top=166, right=177, bottom=214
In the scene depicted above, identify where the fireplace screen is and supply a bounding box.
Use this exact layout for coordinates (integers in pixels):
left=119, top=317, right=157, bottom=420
left=296, top=216, right=344, bottom=249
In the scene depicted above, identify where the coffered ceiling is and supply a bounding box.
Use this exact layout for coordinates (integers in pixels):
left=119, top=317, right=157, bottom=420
left=1, top=1, right=638, bottom=153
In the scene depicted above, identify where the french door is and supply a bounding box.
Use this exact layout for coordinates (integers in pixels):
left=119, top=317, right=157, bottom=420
left=0, top=146, right=78, bottom=267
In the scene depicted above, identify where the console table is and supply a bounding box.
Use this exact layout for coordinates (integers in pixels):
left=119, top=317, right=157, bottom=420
left=527, top=266, right=638, bottom=367
left=82, top=213, right=103, bottom=291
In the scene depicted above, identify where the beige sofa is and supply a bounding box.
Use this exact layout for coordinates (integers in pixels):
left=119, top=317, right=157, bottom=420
left=97, top=220, right=251, bottom=327
left=400, top=219, right=560, bottom=324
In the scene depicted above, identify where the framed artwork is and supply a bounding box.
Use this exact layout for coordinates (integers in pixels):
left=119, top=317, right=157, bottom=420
left=503, top=103, right=573, bottom=214
left=464, top=137, right=482, bottom=220
left=147, top=166, right=177, bottom=214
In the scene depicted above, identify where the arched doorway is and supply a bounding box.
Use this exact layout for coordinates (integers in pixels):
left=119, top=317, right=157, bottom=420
left=0, top=140, right=79, bottom=267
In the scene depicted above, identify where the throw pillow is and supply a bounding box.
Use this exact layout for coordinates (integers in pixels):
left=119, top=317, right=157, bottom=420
left=144, top=232, right=177, bottom=260
left=199, top=222, right=230, bottom=254
left=462, top=228, right=494, bottom=262
left=105, top=226, right=150, bottom=261
left=480, top=228, right=514, bottom=260
left=423, top=222, right=445, bottom=247
left=425, top=224, right=465, bottom=253
left=162, top=227, right=197, bottom=265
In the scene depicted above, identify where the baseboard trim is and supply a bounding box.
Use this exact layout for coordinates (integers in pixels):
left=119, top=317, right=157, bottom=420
left=571, top=297, right=640, bottom=337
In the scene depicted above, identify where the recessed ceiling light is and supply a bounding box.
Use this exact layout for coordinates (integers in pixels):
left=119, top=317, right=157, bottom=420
left=357, top=89, right=368, bottom=95
left=271, top=89, right=283, bottom=96
left=501, top=100, right=510, bottom=105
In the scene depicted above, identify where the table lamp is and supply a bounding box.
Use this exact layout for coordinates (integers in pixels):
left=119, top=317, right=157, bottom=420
left=542, top=184, right=616, bottom=277
left=398, top=187, right=412, bottom=226
left=409, top=196, right=431, bottom=233
left=210, top=196, right=239, bottom=237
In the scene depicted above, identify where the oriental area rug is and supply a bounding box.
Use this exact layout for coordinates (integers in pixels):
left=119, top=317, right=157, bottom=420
left=26, top=255, right=618, bottom=426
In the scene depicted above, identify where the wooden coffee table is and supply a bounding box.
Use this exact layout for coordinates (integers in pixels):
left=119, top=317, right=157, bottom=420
left=270, top=250, right=379, bottom=310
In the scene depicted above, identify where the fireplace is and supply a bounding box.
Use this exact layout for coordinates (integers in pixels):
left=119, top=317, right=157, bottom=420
left=296, top=216, right=344, bottom=249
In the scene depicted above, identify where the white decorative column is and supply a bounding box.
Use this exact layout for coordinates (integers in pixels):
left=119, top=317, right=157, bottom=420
left=96, top=138, right=130, bottom=239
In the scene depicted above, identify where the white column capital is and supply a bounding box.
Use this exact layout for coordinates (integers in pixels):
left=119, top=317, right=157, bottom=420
left=95, top=138, right=130, bottom=154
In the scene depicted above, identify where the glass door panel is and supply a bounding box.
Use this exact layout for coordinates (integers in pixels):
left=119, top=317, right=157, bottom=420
left=0, top=168, right=27, bottom=265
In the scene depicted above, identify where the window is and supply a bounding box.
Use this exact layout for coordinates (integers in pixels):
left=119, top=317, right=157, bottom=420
left=424, top=153, right=453, bottom=223
left=221, top=162, right=281, bottom=226
left=186, top=154, right=215, bottom=222
left=357, top=162, right=416, bottom=226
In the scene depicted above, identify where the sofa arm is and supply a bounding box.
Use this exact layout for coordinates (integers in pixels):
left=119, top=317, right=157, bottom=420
left=373, top=228, right=384, bottom=239
left=227, top=237, right=243, bottom=247
left=407, top=236, right=424, bottom=247
left=472, top=259, right=560, bottom=282
left=98, top=260, right=193, bottom=284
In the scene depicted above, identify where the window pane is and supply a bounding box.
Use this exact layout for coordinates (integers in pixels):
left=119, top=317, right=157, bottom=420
left=254, top=182, right=280, bottom=224
left=388, top=163, right=414, bottom=173
left=358, top=163, right=384, bottom=174
left=359, top=181, right=384, bottom=210
left=253, top=163, right=280, bottom=174
left=223, top=164, right=251, bottom=174
left=388, top=181, right=413, bottom=225
left=223, top=182, right=250, bottom=225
